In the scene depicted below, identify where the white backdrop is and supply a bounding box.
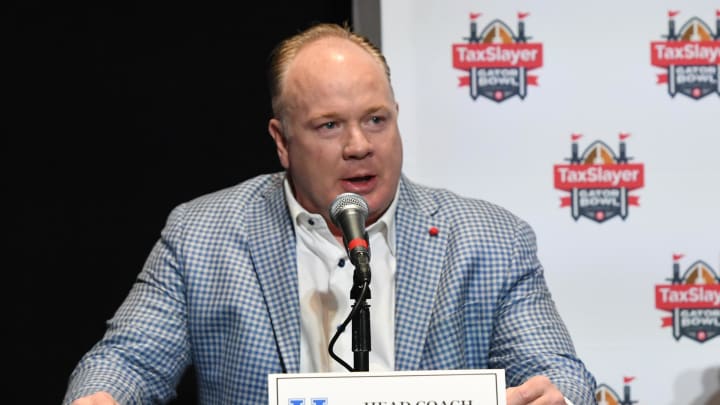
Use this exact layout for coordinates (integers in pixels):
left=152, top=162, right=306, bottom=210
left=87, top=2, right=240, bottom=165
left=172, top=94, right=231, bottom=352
left=380, top=1, right=720, bottom=403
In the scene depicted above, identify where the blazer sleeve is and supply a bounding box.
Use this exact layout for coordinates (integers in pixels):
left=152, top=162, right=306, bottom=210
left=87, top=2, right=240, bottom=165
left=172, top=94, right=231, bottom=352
left=63, top=203, right=192, bottom=405
left=487, top=218, right=597, bottom=404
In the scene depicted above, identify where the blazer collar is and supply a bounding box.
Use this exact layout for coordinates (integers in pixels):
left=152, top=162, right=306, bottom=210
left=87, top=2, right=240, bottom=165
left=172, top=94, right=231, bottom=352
left=248, top=173, right=301, bottom=372
left=393, top=176, right=448, bottom=370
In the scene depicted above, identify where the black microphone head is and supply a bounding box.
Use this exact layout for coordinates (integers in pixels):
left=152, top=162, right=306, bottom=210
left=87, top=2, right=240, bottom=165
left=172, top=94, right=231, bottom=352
left=329, top=192, right=369, bottom=227
left=329, top=192, right=372, bottom=283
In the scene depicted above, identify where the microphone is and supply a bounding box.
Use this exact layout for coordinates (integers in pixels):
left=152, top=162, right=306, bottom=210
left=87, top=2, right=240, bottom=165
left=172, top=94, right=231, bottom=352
left=329, top=192, right=371, bottom=270
left=328, top=192, right=373, bottom=372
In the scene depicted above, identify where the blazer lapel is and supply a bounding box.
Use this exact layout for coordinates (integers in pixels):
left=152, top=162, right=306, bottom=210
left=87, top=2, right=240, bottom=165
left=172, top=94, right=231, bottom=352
left=246, top=175, right=301, bottom=373
left=394, top=178, right=448, bottom=370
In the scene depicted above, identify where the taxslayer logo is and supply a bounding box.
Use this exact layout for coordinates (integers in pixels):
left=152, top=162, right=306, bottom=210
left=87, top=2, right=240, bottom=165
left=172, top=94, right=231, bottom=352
left=452, top=12, right=543, bottom=102
left=553, top=133, right=644, bottom=223
left=650, top=10, right=720, bottom=99
left=655, top=254, right=720, bottom=343
left=595, top=376, right=639, bottom=405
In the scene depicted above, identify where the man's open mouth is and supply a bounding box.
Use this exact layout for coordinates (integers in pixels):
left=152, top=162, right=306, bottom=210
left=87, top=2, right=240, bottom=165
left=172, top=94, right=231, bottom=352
left=346, top=175, right=373, bottom=183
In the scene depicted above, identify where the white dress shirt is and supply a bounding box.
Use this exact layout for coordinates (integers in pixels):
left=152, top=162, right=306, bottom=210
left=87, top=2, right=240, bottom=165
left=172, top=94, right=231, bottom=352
left=283, top=179, right=398, bottom=373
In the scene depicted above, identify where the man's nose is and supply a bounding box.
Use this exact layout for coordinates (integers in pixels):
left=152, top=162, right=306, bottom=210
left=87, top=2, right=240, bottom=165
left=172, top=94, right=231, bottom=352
left=342, top=126, right=373, bottom=159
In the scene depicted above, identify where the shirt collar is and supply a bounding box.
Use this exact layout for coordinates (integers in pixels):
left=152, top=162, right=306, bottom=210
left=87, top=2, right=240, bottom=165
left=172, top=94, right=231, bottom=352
left=283, top=176, right=398, bottom=255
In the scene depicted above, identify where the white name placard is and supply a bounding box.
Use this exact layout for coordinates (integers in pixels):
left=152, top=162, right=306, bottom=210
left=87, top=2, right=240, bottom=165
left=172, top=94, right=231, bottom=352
left=268, top=369, right=506, bottom=405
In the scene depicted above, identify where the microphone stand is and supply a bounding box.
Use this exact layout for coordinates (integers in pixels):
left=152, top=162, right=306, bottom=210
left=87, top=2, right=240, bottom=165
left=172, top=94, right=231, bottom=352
left=350, top=250, right=371, bottom=371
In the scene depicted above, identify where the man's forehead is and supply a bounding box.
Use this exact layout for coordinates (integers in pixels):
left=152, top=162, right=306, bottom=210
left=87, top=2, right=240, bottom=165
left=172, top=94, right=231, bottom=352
left=293, top=37, right=371, bottom=67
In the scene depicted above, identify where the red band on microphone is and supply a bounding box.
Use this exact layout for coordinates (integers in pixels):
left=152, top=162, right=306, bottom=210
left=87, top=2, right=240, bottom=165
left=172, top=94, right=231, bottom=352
left=347, top=238, right=368, bottom=251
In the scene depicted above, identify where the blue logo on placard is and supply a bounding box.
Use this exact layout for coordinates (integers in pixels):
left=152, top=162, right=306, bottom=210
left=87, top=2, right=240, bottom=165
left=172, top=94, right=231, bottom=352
left=289, top=399, right=328, bottom=405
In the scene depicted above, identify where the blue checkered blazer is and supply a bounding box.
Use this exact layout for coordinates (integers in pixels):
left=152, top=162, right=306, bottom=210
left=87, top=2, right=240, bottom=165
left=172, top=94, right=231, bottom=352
left=64, top=172, right=596, bottom=404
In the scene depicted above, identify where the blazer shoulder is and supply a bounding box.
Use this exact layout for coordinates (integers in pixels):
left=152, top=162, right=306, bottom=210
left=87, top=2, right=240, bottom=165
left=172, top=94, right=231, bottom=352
left=163, top=172, right=285, bottom=231
left=403, top=177, right=524, bottom=228
left=403, top=178, right=538, bottom=256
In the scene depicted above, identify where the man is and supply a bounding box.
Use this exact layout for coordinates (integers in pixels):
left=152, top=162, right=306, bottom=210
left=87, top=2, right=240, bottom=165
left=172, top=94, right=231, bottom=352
left=65, top=23, right=597, bottom=404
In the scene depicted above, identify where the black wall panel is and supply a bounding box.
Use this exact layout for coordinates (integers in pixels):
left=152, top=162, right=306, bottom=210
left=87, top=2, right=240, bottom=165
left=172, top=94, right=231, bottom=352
left=9, top=2, right=352, bottom=403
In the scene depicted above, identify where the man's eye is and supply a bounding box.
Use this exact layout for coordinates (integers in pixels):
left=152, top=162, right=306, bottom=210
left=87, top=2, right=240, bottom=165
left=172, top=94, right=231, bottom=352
left=370, top=116, right=385, bottom=124
left=322, top=122, right=337, bottom=130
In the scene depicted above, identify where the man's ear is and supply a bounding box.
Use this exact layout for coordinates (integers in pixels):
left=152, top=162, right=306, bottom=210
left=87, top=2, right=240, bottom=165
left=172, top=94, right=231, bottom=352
left=268, top=118, right=290, bottom=169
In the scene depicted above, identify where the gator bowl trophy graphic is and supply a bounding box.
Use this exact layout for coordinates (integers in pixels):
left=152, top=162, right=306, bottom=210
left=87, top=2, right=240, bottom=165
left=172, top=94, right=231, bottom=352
left=655, top=254, right=720, bottom=343
left=553, top=133, right=644, bottom=223
left=651, top=9, right=720, bottom=99
left=595, top=376, right=638, bottom=405
left=452, top=12, right=543, bottom=102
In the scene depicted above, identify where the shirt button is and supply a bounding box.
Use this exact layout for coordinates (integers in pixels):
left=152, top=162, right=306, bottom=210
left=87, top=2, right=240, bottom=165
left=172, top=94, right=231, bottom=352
left=338, top=259, right=345, bottom=268
left=308, top=218, right=315, bottom=226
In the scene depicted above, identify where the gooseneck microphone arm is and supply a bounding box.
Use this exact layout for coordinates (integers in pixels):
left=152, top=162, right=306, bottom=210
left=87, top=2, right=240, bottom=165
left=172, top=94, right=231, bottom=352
left=328, top=192, right=372, bottom=372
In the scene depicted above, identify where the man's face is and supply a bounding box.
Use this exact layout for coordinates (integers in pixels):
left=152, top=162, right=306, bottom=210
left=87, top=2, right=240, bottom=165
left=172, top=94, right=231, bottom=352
left=269, top=37, right=403, bottom=232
